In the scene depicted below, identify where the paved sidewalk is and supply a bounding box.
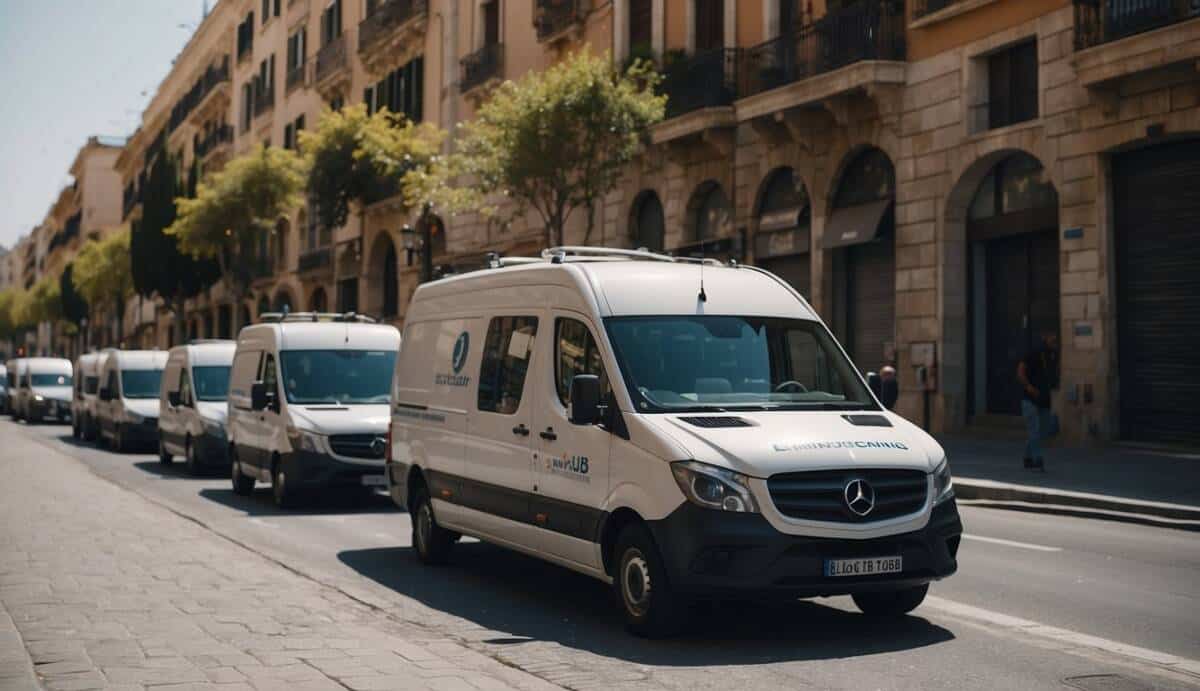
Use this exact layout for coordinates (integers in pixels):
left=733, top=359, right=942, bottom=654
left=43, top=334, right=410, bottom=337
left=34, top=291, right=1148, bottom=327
left=0, top=430, right=559, bottom=691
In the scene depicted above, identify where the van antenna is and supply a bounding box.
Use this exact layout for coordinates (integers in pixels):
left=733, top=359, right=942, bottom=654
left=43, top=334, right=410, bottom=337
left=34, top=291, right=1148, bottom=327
left=698, top=240, right=708, bottom=303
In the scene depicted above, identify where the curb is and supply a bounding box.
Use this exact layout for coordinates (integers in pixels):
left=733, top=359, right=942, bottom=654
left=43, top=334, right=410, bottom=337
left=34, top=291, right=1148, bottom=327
left=0, top=601, right=43, bottom=690
left=955, top=478, right=1200, bottom=531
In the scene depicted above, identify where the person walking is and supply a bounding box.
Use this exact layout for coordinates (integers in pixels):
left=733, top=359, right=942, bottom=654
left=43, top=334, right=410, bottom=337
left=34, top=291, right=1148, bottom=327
left=1017, top=332, right=1059, bottom=471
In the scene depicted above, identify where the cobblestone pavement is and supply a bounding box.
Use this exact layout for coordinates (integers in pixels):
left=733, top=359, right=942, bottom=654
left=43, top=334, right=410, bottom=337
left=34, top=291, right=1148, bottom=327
left=0, top=429, right=560, bottom=691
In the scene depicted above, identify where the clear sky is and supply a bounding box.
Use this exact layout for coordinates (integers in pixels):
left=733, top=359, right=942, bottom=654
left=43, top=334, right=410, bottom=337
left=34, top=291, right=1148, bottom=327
left=0, top=0, right=207, bottom=250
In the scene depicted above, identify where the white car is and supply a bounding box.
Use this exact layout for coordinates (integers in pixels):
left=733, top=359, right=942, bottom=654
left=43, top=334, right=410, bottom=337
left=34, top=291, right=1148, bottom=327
left=72, top=352, right=108, bottom=440
left=17, top=357, right=73, bottom=424
left=97, top=350, right=168, bottom=452
left=228, top=313, right=401, bottom=508
left=388, top=247, right=962, bottom=637
left=158, top=340, right=236, bottom=474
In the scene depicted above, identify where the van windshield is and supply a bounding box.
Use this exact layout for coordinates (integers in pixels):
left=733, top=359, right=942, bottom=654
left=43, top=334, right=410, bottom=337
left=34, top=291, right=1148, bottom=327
left=121, top=370, right=163, bottom=399
left=605, top=316, right=878, bottom=413
left=193, top=366, right=231, bottom=401
left=31, top=374, right=71, bottom=387
left=279, top=350, right=397, bottom=405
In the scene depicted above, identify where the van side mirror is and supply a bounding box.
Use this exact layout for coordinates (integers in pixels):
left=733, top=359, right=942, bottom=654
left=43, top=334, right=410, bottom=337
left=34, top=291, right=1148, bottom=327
left=250, top=382, right=269, bottom=411
left=99, top=387, right=112, bottom=402
left=569, top=375, right=601, bottom=425
left=167, top=391, right=181, bottom=407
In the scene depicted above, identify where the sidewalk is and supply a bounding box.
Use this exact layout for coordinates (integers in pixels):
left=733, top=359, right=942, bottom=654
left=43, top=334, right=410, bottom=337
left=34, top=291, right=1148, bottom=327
left=0, top=430, right=559, bottom=691
left=940, top=436, right=1200, bottom=526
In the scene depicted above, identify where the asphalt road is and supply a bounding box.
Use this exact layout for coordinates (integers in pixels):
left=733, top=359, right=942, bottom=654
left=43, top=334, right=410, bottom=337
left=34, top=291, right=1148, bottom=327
left=9, top=418, right=1200, bottom=691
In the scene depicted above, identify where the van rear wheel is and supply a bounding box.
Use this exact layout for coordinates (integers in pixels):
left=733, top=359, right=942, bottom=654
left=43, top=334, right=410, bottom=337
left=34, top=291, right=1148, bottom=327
left=613, top=523, right=687, bottom=638
left=271, top=457, right=301, bottom=509
left=231, top=449, right=255, bottom=496
left=852, top=584, right=929, bottom=617
left=184, top=437, right=200, bottom=476
left=411, top=487, right=454, bottom=565
left=158, top=438, right=173, bottom=464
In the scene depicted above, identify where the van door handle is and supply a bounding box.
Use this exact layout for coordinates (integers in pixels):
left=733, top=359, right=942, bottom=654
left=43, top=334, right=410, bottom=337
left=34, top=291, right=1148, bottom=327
left=512, top=424, right=530, bottom=437
left=539, top=427, right=557, bottom=441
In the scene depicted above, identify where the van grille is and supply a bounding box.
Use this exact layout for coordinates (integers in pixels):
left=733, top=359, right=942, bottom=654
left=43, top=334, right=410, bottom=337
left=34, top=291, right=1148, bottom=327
left=766, top=468, right=928, bottom=523
left=678, top=416, right=753, bottom=428
left=329, top=434, right=385, bottom=459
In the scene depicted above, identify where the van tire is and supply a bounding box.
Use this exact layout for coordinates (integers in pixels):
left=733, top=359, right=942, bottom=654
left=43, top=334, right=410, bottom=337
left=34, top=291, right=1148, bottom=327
left=411, top=488, right=454, bottom=565
left=231, top=449, right=255, bottom=496
left=184, top=437, right=200, bottom=476
left=271, top=457, right=301, bottom=509
left=614, top=523, right=687, bottom=638
left=852, top=584, right=929, bottom=617
left=158, top=438, right=173, bottom=465
left=112, top=425, right=126, bottom=453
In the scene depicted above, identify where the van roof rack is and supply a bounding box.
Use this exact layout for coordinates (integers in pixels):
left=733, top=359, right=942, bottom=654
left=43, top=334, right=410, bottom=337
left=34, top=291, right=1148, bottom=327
left=187, top=339, right=233, bottom=345
left=257, top=311, right=378, bottom=324
left=540, top=246, right=725, bottom=266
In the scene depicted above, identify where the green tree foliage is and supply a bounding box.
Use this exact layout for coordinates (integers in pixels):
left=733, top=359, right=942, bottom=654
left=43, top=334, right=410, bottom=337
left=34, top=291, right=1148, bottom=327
left=414, top=50, right=665, bottom=247
left=59, top=263, right=88, bottom=324
left=301, top=104, right=445, bottom=231
left=0, top=289, right=19, bottom=339
left=73, top=228, right=135, bottom=336
left=167, top=145, right=305, bottom=300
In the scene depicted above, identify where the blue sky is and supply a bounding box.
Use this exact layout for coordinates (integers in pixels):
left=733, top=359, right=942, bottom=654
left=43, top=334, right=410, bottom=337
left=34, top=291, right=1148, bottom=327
left=0, top=1, right=205, bottom=249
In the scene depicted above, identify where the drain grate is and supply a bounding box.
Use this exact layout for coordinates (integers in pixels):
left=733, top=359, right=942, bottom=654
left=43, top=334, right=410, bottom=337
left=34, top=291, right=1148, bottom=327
left=1063, top=675, right=1154, bottom=691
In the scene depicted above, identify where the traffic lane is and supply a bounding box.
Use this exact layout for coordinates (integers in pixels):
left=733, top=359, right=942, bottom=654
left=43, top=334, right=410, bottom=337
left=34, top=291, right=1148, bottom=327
left=945, top=505, right=1200, bottom=659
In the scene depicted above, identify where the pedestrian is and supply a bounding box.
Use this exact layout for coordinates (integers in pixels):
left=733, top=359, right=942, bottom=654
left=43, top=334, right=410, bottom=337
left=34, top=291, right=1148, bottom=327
left=1017, top=332, right=1059, bottom=471
left=879, top=365, right=899, bottom=410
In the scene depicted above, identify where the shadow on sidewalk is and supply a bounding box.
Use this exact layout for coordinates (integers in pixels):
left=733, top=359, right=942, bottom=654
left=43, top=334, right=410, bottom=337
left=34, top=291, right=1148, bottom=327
left=337, top=543, right=954, bottom=665
left=198, top=487, right=398, bottom=517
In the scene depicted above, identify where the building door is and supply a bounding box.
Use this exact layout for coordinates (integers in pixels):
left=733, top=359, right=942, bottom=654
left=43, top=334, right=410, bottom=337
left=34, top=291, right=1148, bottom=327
left=483, top=0, right=500, bottom=46
left=846, top=234, right=895, bottom=373
left=695, top=0, right=723, bottom=52
left=1113, top=140, right=1200, bottom=446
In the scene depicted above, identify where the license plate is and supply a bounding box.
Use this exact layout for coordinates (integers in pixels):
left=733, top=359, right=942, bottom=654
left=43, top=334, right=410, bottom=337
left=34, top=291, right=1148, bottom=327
left=361, top=475, right=387, bottom=487
left=824, top=556, right=902, bottom=577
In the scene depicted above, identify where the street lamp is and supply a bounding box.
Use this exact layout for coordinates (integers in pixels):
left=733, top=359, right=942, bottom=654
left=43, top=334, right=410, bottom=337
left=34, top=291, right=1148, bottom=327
left=400, top=203, right=436, bottom=283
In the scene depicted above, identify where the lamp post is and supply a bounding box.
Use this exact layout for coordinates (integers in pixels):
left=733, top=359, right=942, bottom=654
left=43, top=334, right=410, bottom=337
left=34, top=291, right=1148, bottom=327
left=400, top=203, right=436, bottom=283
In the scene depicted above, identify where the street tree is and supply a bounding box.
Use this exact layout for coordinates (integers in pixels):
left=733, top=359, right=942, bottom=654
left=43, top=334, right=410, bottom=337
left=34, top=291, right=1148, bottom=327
left=413, top=50, right=665, bottom=246
left=73, top=228, right=135, bottom=342
left=167, top=145, right=306, bottom=304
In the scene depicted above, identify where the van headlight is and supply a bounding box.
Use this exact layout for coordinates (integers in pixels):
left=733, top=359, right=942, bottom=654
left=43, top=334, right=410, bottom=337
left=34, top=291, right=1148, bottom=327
left=670, top=460, right=760, bottom=513
left=933, top=458, right=954, bottom=505
left=286, top=425, right=324, bottom=453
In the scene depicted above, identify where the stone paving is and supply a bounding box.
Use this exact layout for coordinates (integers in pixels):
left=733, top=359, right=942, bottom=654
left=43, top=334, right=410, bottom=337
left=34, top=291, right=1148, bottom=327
left=0, top=429, right=560, bottom=691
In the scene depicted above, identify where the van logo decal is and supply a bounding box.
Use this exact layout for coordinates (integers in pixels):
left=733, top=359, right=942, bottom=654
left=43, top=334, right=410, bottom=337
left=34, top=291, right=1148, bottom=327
left=772, top=440, right=910, bottom=452
left=452, top=332, right=469, bottom=374
left=546, top=454, right=591, bottom=483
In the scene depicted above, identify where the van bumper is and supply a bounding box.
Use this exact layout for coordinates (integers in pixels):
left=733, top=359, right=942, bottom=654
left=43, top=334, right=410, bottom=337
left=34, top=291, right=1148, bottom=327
left=281, top=450, right=385, bottom=489
left=646, top=499, right=962, bottom=597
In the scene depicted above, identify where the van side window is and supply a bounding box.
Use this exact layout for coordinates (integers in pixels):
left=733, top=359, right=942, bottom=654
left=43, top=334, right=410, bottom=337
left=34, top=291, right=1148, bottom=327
left=478, top=316, right=538, bottom=415
left=178, top=368, right=193, bottom=406
left=262, top=354, right=278, bottom=396
left=230, top=351, right=262, bottom=398
left=555, top=318, right=610, bottom=407
left=107, top=370, right=118, bottom=395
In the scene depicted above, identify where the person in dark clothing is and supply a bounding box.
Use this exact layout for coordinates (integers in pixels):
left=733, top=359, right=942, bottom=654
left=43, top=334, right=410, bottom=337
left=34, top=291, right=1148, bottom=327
left=1017, top=332, right=1059, bottom=470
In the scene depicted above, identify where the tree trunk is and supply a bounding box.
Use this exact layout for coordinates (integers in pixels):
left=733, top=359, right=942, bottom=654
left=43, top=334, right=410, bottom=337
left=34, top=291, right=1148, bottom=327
left=583, top=200, right=597, bottom=246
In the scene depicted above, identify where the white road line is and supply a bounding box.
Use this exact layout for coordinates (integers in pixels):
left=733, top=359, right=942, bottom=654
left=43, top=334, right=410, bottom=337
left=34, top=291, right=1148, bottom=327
left=962, top=534, right=1062, bottom=552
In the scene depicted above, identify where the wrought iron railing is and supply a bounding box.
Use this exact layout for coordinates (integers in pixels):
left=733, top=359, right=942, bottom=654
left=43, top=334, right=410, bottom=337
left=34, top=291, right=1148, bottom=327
left=461, top=43, right=504, bottom=92
left=169, top=56, right=231, bottom=133
left=315, top=34, right=348, bottom=83
left=535, top=0, right=587, bottom=41
left=358, top=0, right=428, bottom=52
left=286, top=61, right=307, bottom=92
left=1074, top=0, right=1200, bottom=50
left=253, top=82, right=275, bottom=117
left=195, top=124, right=233, bottom=159
left=661, top=48, right=740, bottom=118
left=914, top=0, right=963, bottom=18
left=298, top=247, right=332, bottom=272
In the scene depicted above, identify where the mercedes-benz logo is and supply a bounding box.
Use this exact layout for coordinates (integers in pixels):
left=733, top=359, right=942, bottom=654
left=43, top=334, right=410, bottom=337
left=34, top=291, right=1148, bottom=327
left=370, top=436, right=387, bottom=457
left=844, top=478, right=876, bottom=517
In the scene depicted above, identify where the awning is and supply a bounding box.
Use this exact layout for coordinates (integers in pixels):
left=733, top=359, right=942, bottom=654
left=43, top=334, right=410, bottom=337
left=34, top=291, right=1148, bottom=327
left=759, top=206, right=806, bottom=233
left=822, top=199, right=893, bottom=249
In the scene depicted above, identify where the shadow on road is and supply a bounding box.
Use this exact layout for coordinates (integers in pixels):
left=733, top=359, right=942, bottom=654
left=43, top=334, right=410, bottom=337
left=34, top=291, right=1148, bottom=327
left=338, top=542, right=955, bottom=665
left=132, top=460, right=225, bottom=479
left=198, top=486, right=398, bottom=517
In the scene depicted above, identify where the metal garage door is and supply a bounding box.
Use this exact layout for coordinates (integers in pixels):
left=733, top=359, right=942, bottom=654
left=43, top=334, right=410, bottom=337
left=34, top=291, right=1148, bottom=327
left=1113, top=140, right=1200, bottom=447
left=847, top=236, right=895, bottom=373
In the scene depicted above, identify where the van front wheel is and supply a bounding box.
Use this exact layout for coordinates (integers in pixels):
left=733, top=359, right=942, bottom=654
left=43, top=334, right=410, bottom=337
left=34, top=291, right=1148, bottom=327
left=852, top=584, right=929, bottom=617
left=231, top=449, right=255, bottom=496
left=614, top=523, right=686, bottom=638
left=411, top=488, right=454, bottom=565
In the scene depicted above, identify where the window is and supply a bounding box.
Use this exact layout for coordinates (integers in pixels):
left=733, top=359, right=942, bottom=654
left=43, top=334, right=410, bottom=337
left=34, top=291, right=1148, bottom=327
left=330, top=94, right=345, bottom=112
left=121, top=370, right=164, bottom=399
left=320, top=0, right=342, bottom=45
left=988, top=41, right=1038, bottom=129
left=478, top=316, right=538, bottom=414
left=193, top=366, right=230, bottom=402
left=106, top=370, right=118, bottom=395
left=237, top=12, right=255, bottom=59
left=84, top=375, right=99, bottom=395
left=483, top=0, right=500, bottom=46
left=288, top=28, right=306, bottom=71
left=231, top=352, right=261, bottom=394
left=693, top=183, right=731, bottom=242
left=364, top=57, right=424, bottom=122
left=695, top=0, right=724, bottom=52
left=629, top=0, right=652, bottom=54
left=632, top=191, right=665, bottom=252
left=177, top=368, right=192, bottom=405
left=31, top=374, right=70, bottom=387
left=261, top=354, right=278, bottom=397
left=279, top=350, right=396, bottom=404
left=555, top=318, right=610, bottom=407
left=241, top=82, right=254, bottom=131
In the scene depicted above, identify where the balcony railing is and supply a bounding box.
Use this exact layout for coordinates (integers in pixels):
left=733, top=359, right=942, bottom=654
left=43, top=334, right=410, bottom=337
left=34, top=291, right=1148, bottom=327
left=914, top=0, right=963, bottom=18
left=298, top=247, right=332, bottom=272
left=535, top=0, right=587, bottom=41
left=168, top=56, right=231, bottom=133
left=738, top=0, right=906, bottom=100
left=195, top=124, right=234, bottom=159
left=1074, top=0, right=1200, bottom=50
left=254, top=83, right=276, bottom=118
left=286, top=61, right=308, bottom=92
left=315, top=35, right=348, bottom=84
left=661, top=48, right=740, bottom=118
left=461, top=43, right=504, bottom=92
left=359, top=0, right=428, bottom=52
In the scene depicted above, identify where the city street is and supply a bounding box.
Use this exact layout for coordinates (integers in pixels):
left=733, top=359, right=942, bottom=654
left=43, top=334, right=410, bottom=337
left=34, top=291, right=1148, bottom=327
left=2, top=417, right=1198, bottom=691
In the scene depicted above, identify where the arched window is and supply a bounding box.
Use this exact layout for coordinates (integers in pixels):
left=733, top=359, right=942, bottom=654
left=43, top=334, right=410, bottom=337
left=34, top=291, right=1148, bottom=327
left=272, top=291, right=293, bottom=313
left=969, top=152, right=1057, bottom=221
left=310, top=287, right=328, bottom=313
left=692, top=182, right=731, bottom=242
left=428, top=215, right=446, bottom=258
left=758, top=167, right=810, bottom=226
left=383, top=239, right=399, bottom=318
left=834, top=148, right=895, bottom=208
left=630, top=191, right=665, bottom=252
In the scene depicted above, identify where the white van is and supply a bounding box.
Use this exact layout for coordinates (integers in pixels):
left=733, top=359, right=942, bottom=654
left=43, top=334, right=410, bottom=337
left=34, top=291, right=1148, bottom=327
left=228, top=313, right=401, bottom=508
left=72, top=352, right=107, bottom=440
left=388, top=248, right=962, bottom=637
left=5, top=359, right=24, bottom=418
left=158, top=340, right=236, bottom=474
left=97, top=350, right=168, bottom=452
left=0, top=363, right=7, bottom=415
left=17, top=357, right=73, bottom=423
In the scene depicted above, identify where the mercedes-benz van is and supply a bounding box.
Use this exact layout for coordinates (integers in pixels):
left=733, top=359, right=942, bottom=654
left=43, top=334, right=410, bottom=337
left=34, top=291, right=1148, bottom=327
left=17, top=357, right=73, bottom=423
left=158, top=340, right=236, bottom=474
left=72, top=352, right=107, bottom=440
left=5, top=359, right=24, bottom=418
left=228, top=313, right=401, bottom=508
left=0, top=364, right=7, bottom=415
left=388, top=247, right=962, bottom=637
left=97, top=350, right=168, bottom=452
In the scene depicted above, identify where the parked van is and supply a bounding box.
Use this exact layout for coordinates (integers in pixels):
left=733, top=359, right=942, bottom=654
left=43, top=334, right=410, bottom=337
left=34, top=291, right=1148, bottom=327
left=5, top=359, right=24, bottom=418
left=228, top=313, right=401, bottom=508
left=0, top=364, right=7, bottom=415
left=16, top=357, right=73, bottom=423
left=388, top=248, right=962, bottom=636
left=72, top=352, right=107, bottom=440
left=158, top=340, right=236, bottom=474
left=97, top=350, right=168, bottom=452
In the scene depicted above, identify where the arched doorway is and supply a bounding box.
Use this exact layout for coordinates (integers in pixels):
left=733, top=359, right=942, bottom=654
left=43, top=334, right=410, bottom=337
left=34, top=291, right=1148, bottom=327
left=272, top=289, right=295, bottom=313
left=755, top=167, right=812, bottom=298
left=630, top=191, right=665, bottom=252
left=310, top=286, right=328, bottom=313
left=383, top=239, right=398, bottom=318
left=678, top=181, right=739, bottom=261
left=966, top=152, right=1059, bottom=418
left=825, top=148, right=896, bottom=372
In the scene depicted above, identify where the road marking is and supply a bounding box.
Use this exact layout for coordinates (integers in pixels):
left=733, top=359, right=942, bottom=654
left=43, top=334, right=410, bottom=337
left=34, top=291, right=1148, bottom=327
left=962, top=534, right=1062, bottom=552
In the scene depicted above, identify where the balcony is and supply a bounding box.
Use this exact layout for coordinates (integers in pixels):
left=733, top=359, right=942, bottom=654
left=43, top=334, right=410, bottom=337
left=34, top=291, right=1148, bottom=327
left=358, top=0, right=428, bottom=67
left=661, top=48, right=740, bottom=119
left=286, top=61, right=308, bottom=93
left=535, top=0, right=589, bottom=43
left=298, top=247, right=333, bottom=273
left=168, top=56, right=231, bottom=133
left=1072, top=0, right=1200, bottom=88
left=314, top=35, right=350, bottom=95
left=253, top=84, right=276, bottom=119
left=461, top=43, right=504, bottom=93
left=195, top=124, right=234, bottom=161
